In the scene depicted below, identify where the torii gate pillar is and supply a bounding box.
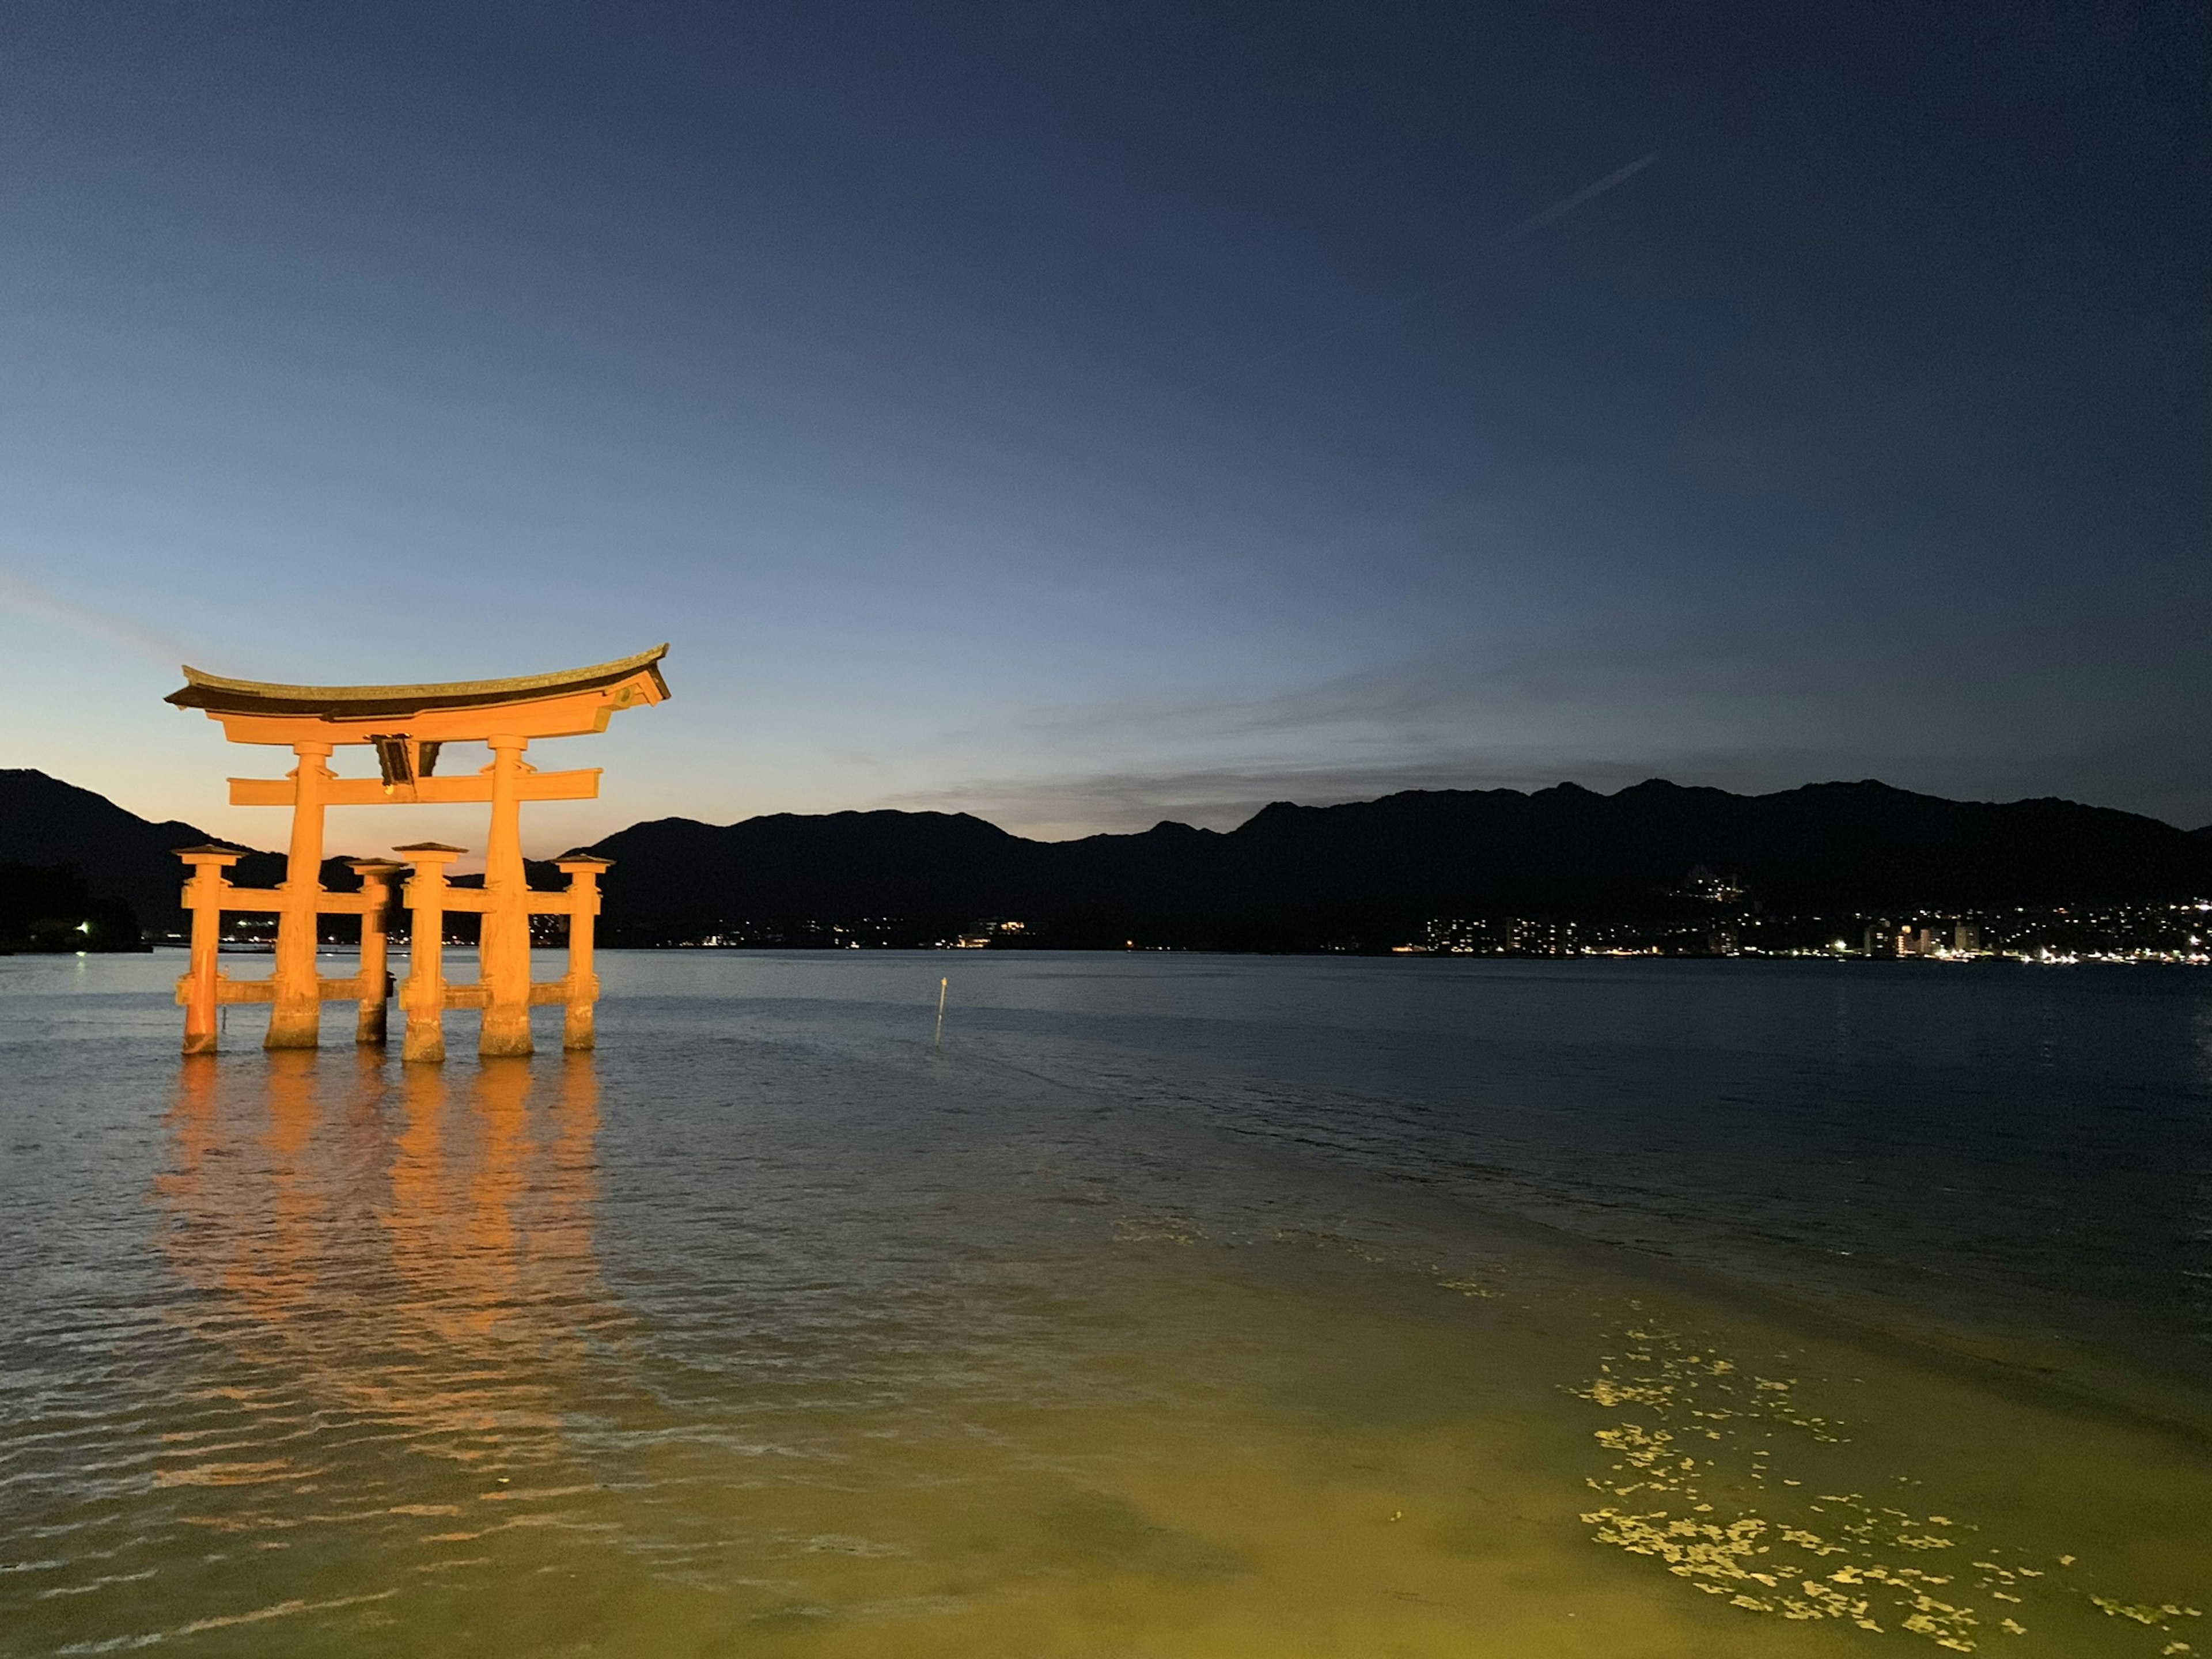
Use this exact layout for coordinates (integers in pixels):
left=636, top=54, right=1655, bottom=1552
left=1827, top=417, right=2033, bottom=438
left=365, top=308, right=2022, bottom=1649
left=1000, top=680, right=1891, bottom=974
left=267, top=741, right=334, bottom=1048
left=479, top=733, right=535, bottom=1056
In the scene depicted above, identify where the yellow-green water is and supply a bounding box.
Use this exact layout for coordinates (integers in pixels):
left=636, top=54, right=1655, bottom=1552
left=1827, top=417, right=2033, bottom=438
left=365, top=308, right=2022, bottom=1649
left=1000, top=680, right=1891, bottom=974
left=2, top=950, right=2207, bottom=1655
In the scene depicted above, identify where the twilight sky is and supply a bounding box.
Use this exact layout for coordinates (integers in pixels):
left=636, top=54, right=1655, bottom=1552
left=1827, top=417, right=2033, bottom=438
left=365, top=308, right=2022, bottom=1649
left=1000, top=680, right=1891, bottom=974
left=3, top=1, right=2206, bottom=857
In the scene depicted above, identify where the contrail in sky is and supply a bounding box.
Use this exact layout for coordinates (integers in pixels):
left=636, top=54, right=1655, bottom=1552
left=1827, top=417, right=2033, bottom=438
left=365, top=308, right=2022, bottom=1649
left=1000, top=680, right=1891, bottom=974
left=1508, top=151, right=1659, bottom=237
left=1188, top=151, right=1658, bottom=390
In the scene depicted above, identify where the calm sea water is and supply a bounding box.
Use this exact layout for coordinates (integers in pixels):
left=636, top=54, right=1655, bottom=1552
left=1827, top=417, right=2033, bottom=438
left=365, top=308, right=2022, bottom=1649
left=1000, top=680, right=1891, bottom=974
left=2, top=949, right=2208, bottom=1657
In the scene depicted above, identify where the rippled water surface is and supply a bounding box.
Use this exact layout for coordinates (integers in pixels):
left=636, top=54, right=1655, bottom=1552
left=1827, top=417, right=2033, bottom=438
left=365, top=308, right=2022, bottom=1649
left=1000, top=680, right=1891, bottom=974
left=3, top=950, right=2209, bottom=1657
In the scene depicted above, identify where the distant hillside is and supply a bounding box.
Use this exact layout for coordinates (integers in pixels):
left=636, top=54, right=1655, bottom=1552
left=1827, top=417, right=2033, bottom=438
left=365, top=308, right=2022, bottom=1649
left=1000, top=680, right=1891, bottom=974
left=0, top=862, right=143, bottom=952
left=0, top=770, right=244, bottom=933
left=0, top=768, right=356, bottom=934
left=7, top=768, right=2207, bottom=949
left=580, top=780, right=2212, bottom=948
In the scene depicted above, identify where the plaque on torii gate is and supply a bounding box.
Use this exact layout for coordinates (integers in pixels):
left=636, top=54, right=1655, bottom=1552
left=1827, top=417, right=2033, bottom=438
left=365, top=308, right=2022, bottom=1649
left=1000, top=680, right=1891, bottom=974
left=165, top=646, right=669, bottom=1059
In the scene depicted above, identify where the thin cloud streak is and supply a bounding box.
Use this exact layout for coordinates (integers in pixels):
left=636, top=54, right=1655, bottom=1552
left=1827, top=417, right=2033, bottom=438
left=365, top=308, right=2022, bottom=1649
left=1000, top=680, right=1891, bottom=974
left=964, top=593, right=2205, bottom=756
left=868, top=599, right=2212, bottom=836
left=0, top=570, right=202, bottom=670
left=882, top=738, right=2212, bottom=842
left=1185, top=152, right=1658, bottom=390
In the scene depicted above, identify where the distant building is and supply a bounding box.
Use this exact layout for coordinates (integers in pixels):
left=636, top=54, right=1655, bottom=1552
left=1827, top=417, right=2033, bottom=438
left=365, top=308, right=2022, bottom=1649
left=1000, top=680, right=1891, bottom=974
left=1415, top=916, right=1579, bottom=955
left=1889, top=922, right=1980, bottom=959
left=1902, top=926, right=1948, bottom=957
left=1509, top=918, right=1579, bottom=957
left=1680, top=864, right=1748, bottom=904
left=1422, top=916, right=1496, bottom=953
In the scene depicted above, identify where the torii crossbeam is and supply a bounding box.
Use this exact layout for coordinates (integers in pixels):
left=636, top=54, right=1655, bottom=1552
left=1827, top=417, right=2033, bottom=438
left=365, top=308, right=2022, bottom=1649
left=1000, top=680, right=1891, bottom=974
left=166, top=646, right=669, bottom=1058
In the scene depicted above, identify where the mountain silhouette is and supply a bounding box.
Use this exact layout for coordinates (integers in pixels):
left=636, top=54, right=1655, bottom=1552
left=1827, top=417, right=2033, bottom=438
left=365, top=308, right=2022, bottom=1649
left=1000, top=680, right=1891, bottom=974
left=579, top=779, right=2212, bottom=949
left=6, top=768, right=2206, bottom=949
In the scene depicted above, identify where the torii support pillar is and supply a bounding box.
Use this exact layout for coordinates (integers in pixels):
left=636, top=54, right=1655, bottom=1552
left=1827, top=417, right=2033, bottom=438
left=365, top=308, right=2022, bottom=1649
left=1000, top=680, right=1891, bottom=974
left=555, top=855, right=611, bottom=1051
left=478, top=736, right=535, bottom=1058
left=267, top=741, right=334, bottom=1049
left=178, top=847, right=243, bottom=1055
left=398, top=844, right=464, bottom=1065
left=350, top=859, right=401, bottom=1045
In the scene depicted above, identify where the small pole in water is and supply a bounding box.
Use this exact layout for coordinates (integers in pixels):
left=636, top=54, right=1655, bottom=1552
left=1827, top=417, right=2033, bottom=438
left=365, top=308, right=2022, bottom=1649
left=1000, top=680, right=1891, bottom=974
left=934, top=976, right=948, bottom=1048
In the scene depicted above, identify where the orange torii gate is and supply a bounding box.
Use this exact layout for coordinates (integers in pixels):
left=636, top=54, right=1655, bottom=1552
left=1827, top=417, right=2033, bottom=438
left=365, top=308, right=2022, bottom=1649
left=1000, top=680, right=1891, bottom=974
left=165, top=646, right=668, bottom=1059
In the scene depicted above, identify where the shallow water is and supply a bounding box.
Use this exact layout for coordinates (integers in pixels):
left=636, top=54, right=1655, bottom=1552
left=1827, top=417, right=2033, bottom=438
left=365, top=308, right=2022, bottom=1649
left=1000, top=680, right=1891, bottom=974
left=2, top=949, right=2207, bottom=1656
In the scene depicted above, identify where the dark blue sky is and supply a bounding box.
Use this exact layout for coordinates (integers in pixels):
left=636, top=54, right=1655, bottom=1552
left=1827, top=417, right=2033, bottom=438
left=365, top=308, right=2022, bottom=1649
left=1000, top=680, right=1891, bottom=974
left=4, top=1, right=2206, bottom=850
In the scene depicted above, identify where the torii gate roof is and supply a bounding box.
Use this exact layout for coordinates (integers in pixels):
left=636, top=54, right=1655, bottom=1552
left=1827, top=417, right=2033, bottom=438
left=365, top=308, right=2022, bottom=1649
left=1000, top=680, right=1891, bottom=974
left=167, top=645, right=670, bottom=744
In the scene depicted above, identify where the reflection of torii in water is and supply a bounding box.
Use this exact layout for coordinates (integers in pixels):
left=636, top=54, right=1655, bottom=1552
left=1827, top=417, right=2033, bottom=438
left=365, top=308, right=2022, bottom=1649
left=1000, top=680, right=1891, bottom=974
left=156, top=1053, right=614, bottom=1478
left=164, top=647, right=668, bottom=1059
